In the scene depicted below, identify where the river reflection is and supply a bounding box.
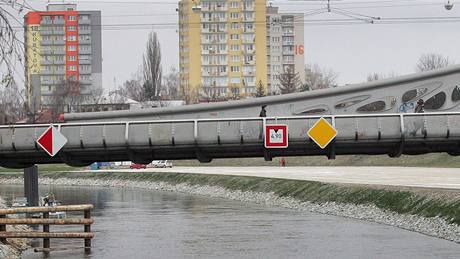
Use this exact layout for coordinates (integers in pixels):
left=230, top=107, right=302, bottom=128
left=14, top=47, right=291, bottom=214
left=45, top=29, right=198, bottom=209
left=0, top=185, right=459, bottom=259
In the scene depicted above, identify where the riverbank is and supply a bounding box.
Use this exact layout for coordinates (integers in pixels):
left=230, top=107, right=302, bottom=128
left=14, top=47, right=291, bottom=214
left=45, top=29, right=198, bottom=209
left=0, top=196, right=30, bottom=259
left=0, top=171, right=459, bottom=243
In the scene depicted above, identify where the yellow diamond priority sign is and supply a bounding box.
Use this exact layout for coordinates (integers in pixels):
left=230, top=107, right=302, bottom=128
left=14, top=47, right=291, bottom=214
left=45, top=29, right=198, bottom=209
left=308, top=118, right=337, bottom=149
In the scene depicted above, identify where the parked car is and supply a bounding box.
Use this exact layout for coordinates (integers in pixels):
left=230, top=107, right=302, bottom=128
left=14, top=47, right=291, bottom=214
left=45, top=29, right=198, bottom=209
left=130, top=163, right=147, bottom=169
left=152, top=160, right=173, bottom=168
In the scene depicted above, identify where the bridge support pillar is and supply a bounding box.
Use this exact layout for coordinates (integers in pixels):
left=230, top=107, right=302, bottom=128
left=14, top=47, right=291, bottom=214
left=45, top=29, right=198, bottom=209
left=24, top=165, right=39, bottom=207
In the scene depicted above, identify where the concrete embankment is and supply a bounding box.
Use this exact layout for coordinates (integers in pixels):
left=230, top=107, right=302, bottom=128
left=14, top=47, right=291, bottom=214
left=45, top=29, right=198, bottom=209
left=0, top=171, right=459, bottom=243
left=0, top=196, right=29, bottom=259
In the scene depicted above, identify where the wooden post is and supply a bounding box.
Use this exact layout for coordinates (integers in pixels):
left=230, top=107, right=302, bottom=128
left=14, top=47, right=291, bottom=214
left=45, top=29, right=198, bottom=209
left=0, top=214, right=6, bottom=244
left=84, top=209, right=91, bottom=253
left=43, top=212, right=50, bottom=253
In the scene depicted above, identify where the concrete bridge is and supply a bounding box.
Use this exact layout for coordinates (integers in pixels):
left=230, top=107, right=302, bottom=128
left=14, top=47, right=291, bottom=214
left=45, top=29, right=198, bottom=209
left=2, top=112, right=460, bottom=169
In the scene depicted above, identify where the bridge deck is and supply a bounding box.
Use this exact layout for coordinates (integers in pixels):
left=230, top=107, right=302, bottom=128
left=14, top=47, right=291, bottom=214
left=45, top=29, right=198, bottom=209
left=1, top=113, right=460, bottom=169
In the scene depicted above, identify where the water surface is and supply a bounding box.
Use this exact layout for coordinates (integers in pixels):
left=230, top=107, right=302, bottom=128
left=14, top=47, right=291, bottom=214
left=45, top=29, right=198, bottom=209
left=0, top=184, right=458, bottom=258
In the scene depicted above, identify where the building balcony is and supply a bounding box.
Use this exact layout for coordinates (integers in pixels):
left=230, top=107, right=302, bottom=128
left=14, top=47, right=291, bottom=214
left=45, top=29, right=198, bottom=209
left=41, top=60, right=53, bottom=65
left=201, top=17, right=227, bottom=23
left=243, top=71, right=255, bottom=77
left=78, top=29, right=91, bottom=35
left=79, top=79, right=92, bottom=85
left=79, top=38, right=92, bottom=45
left=40, top=30, right=53, bottom=36
left=54, top=30, right=65, bottom=35
left=41, top=70, right=65, bottom=76
left=79, top=59, right=91, bottom=65
left=79, top=49, right=92, bottom=55
left=202, top=50, right=228, bottom=55
left=202, top=61, right=228, bottom=66
left=54, top=40, right=66, bottom=45
left=202, top=71, right=228, bottom=77
left=40, top=40, right=53, bottom=45
left=202, top=38, right=227, bottom=44
left=79, top=69, right=92, bottom=75
left=201, top=6, right=228, bottom=12
left=78, top=19, right=91, bottom=25
left=201, top=28, right=227, bottom=33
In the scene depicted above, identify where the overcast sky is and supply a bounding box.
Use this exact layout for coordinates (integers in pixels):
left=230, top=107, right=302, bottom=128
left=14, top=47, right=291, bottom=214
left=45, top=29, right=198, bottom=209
left=20, top=0, right=460, bottom=89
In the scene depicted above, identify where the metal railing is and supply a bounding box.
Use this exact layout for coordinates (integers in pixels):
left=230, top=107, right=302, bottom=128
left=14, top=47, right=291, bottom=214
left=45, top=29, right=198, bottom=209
left=0, top=204, right=94, bottom=254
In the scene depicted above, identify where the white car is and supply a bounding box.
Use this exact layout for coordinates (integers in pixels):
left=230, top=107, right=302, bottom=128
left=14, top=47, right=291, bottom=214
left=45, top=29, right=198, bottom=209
left=152, top=160, right=173, bottom=168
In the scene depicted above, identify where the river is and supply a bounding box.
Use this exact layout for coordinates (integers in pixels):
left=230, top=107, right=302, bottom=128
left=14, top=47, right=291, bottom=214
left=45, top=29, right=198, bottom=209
left=0, top=184, right=459, bottom=258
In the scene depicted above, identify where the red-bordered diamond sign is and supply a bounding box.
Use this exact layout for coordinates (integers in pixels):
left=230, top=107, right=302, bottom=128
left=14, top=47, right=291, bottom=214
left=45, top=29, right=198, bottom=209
left=265, top=124, right=288, bottom=148
left=36, top=126, right=68, bottom=157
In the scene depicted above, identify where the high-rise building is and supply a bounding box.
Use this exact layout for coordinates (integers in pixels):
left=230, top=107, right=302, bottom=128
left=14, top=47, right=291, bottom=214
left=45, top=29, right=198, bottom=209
left=178, top=0, right=267, bottom=100
left=24, top=3, right=102, bottom=111
left=266, top=6, right=305, bottom=94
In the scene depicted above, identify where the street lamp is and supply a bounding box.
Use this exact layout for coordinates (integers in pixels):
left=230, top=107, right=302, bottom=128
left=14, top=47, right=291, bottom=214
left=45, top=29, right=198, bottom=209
left=445, top=1, right=454, bottom=10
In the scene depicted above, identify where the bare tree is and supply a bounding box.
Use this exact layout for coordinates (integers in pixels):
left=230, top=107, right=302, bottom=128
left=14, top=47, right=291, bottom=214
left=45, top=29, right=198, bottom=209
left=304, top=64, right=338, bottom=90
left=143, top=31, right=162, bottom=101
left=366, top=71, right=398, bottom=82
left=162, top=66, right=180, bottom=100
left=0, top=80, right=25, bottom=124
left=120, top=79, right=144, bottom=102
left=181, top=83, right=199, bottom=105
left=255, top=80, right=266, bottom=97
left=416, top=53, right=451, bottom=72
left=0, top=2, right=27, bottom=91
left=279, top=67, right=301, bottom=94
left=49, top=80, right=83, bottom=121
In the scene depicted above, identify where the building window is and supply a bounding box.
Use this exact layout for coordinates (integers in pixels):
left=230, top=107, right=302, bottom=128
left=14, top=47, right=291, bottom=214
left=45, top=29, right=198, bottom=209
left=230, top=12, right=239, bottom=19
left=68, top=45, right=77, bottom=51
left=230, top=34, right=239, bottom=40
left=67, top=26, right=76, bottom=31
left=68, top=55, right=76, bottom=61
left=231, top=1, right=239, bottom=8
left=231, top=23, right=240, bottom=29
left=68, top=65, right=77, bottom=71
left=68, top=16, right=76, bottom=21
left=231, top=66, right=240, bottom=72
left=231, top=55, right=240, bottom=62
left=231, top=44, right=240, bottom=51
left=272, top=37, right=280, bottom=43
left=67, top=35, right=77, bottom=41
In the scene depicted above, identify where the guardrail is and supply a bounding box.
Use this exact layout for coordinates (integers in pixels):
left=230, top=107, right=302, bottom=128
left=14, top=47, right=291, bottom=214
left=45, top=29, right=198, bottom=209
left=0, top=204, right=94, bottom=254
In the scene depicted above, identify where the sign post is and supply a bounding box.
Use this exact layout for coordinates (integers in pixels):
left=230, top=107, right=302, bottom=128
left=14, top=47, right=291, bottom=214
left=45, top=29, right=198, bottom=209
left=264, top=124, right=288, bottom=148
left=36, top=126, right=68, bottom=157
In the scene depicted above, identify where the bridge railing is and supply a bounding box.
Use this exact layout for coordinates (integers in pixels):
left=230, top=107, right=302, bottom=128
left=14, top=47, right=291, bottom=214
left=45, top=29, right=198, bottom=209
left=2, top=112, right=460, bottom=152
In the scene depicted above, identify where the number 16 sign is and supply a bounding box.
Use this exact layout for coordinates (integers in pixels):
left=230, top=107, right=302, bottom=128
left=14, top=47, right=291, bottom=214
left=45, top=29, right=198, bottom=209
left=265, top=124, right=288, bottom=148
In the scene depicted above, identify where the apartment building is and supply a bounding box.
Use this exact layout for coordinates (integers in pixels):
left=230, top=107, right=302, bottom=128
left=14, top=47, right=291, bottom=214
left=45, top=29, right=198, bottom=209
left=24, top=3, right=102, bottom=111
left=266, top=5, right=305, bottom=94
left=178, top=0, right=267, bottom=100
